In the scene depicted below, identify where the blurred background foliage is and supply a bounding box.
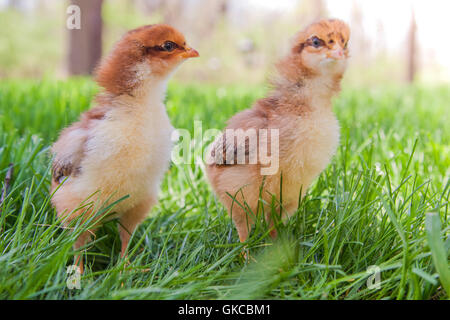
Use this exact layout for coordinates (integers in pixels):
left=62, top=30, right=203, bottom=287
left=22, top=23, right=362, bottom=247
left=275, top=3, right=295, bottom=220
left=0, top=0, right=449, bottom=86
left=0, top=0, right=448, bottom=300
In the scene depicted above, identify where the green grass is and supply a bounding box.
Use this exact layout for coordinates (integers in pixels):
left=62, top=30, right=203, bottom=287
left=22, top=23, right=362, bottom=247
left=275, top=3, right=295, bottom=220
left=0, top=78, right=448, bottom=299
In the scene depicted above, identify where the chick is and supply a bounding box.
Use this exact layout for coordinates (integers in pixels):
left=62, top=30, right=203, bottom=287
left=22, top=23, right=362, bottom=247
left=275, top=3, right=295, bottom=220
left=51, top=24, right=199, bottom=272
left=206, top=19, right=350, bottom=244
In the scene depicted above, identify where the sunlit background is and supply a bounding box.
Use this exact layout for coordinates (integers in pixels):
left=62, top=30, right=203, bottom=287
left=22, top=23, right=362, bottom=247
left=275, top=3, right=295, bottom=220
left=0, top=0, right=449, bottom=85
left=0, top=1, right=449, bottom=301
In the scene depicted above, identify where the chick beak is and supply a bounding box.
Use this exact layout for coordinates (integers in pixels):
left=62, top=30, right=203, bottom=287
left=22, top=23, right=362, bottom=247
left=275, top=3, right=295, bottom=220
left=181, top=47, right=199, bottom=59
left=327, top=48, right=345, bottom=60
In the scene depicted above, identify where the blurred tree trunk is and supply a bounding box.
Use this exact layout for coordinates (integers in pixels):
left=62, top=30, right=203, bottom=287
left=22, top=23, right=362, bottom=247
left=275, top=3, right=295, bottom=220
left=219, top=0, right=228, bottom=15
left=7, top=0, right=24, bottom=10
left=162, top=0, right=184, bottom=27
left=407, top=10, right=417, bottom=83
left=350, top=1, right=369, bottom=64
left=296, top=0, right=327, bottom=25
left=312, top=0, right=326, bottom=20
left=68, top=0, right=103, bottom=76
left=141, top=0, right=164, bottom=13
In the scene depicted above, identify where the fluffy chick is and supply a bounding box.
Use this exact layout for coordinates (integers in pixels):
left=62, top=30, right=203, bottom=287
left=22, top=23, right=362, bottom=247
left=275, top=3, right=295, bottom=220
left=50, top=24, right=199, bottom=272
left=206, top=19, right=350, bottom=244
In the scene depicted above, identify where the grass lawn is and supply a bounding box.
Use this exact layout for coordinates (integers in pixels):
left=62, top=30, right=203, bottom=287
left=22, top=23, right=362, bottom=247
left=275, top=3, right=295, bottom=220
left=0, top=79, right=448, bottom=299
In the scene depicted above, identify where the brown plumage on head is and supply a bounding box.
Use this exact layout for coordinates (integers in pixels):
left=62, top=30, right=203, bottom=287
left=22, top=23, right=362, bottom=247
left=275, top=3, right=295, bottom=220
left=95, top=24, right=199, bottom=96
left=275, top=19, right=350, bottom=86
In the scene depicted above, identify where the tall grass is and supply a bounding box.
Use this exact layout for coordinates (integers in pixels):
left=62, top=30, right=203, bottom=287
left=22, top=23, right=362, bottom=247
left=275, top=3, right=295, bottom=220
left=0, top=79, right=448, bottom=299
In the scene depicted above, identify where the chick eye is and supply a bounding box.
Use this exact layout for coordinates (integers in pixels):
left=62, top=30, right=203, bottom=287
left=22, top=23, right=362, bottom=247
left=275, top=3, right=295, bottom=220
left=311, top=37, right=322, bottom=48
left=162, top=41, right=177, bottom=52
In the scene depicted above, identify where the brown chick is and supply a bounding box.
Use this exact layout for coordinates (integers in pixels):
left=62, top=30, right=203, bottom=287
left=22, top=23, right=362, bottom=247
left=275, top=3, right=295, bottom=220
left=50, top=24, right=199, bottom=273
left=205, top=19, right=350, bottom=245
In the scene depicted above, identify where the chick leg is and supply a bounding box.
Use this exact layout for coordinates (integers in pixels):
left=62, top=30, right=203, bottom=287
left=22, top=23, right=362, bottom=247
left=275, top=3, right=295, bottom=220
left=119, top=197, right=154, bottom=258
left=73, top=230, right=95, bottom=274
left=231, top=205, right=253, bottom=243
left=264, top=205, right=280, bottom=240
left=230, top=204, right=256, bottom=263
left=264, top=201, right=299, bottom=240
left=268, top=221, right=278, bottom=239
